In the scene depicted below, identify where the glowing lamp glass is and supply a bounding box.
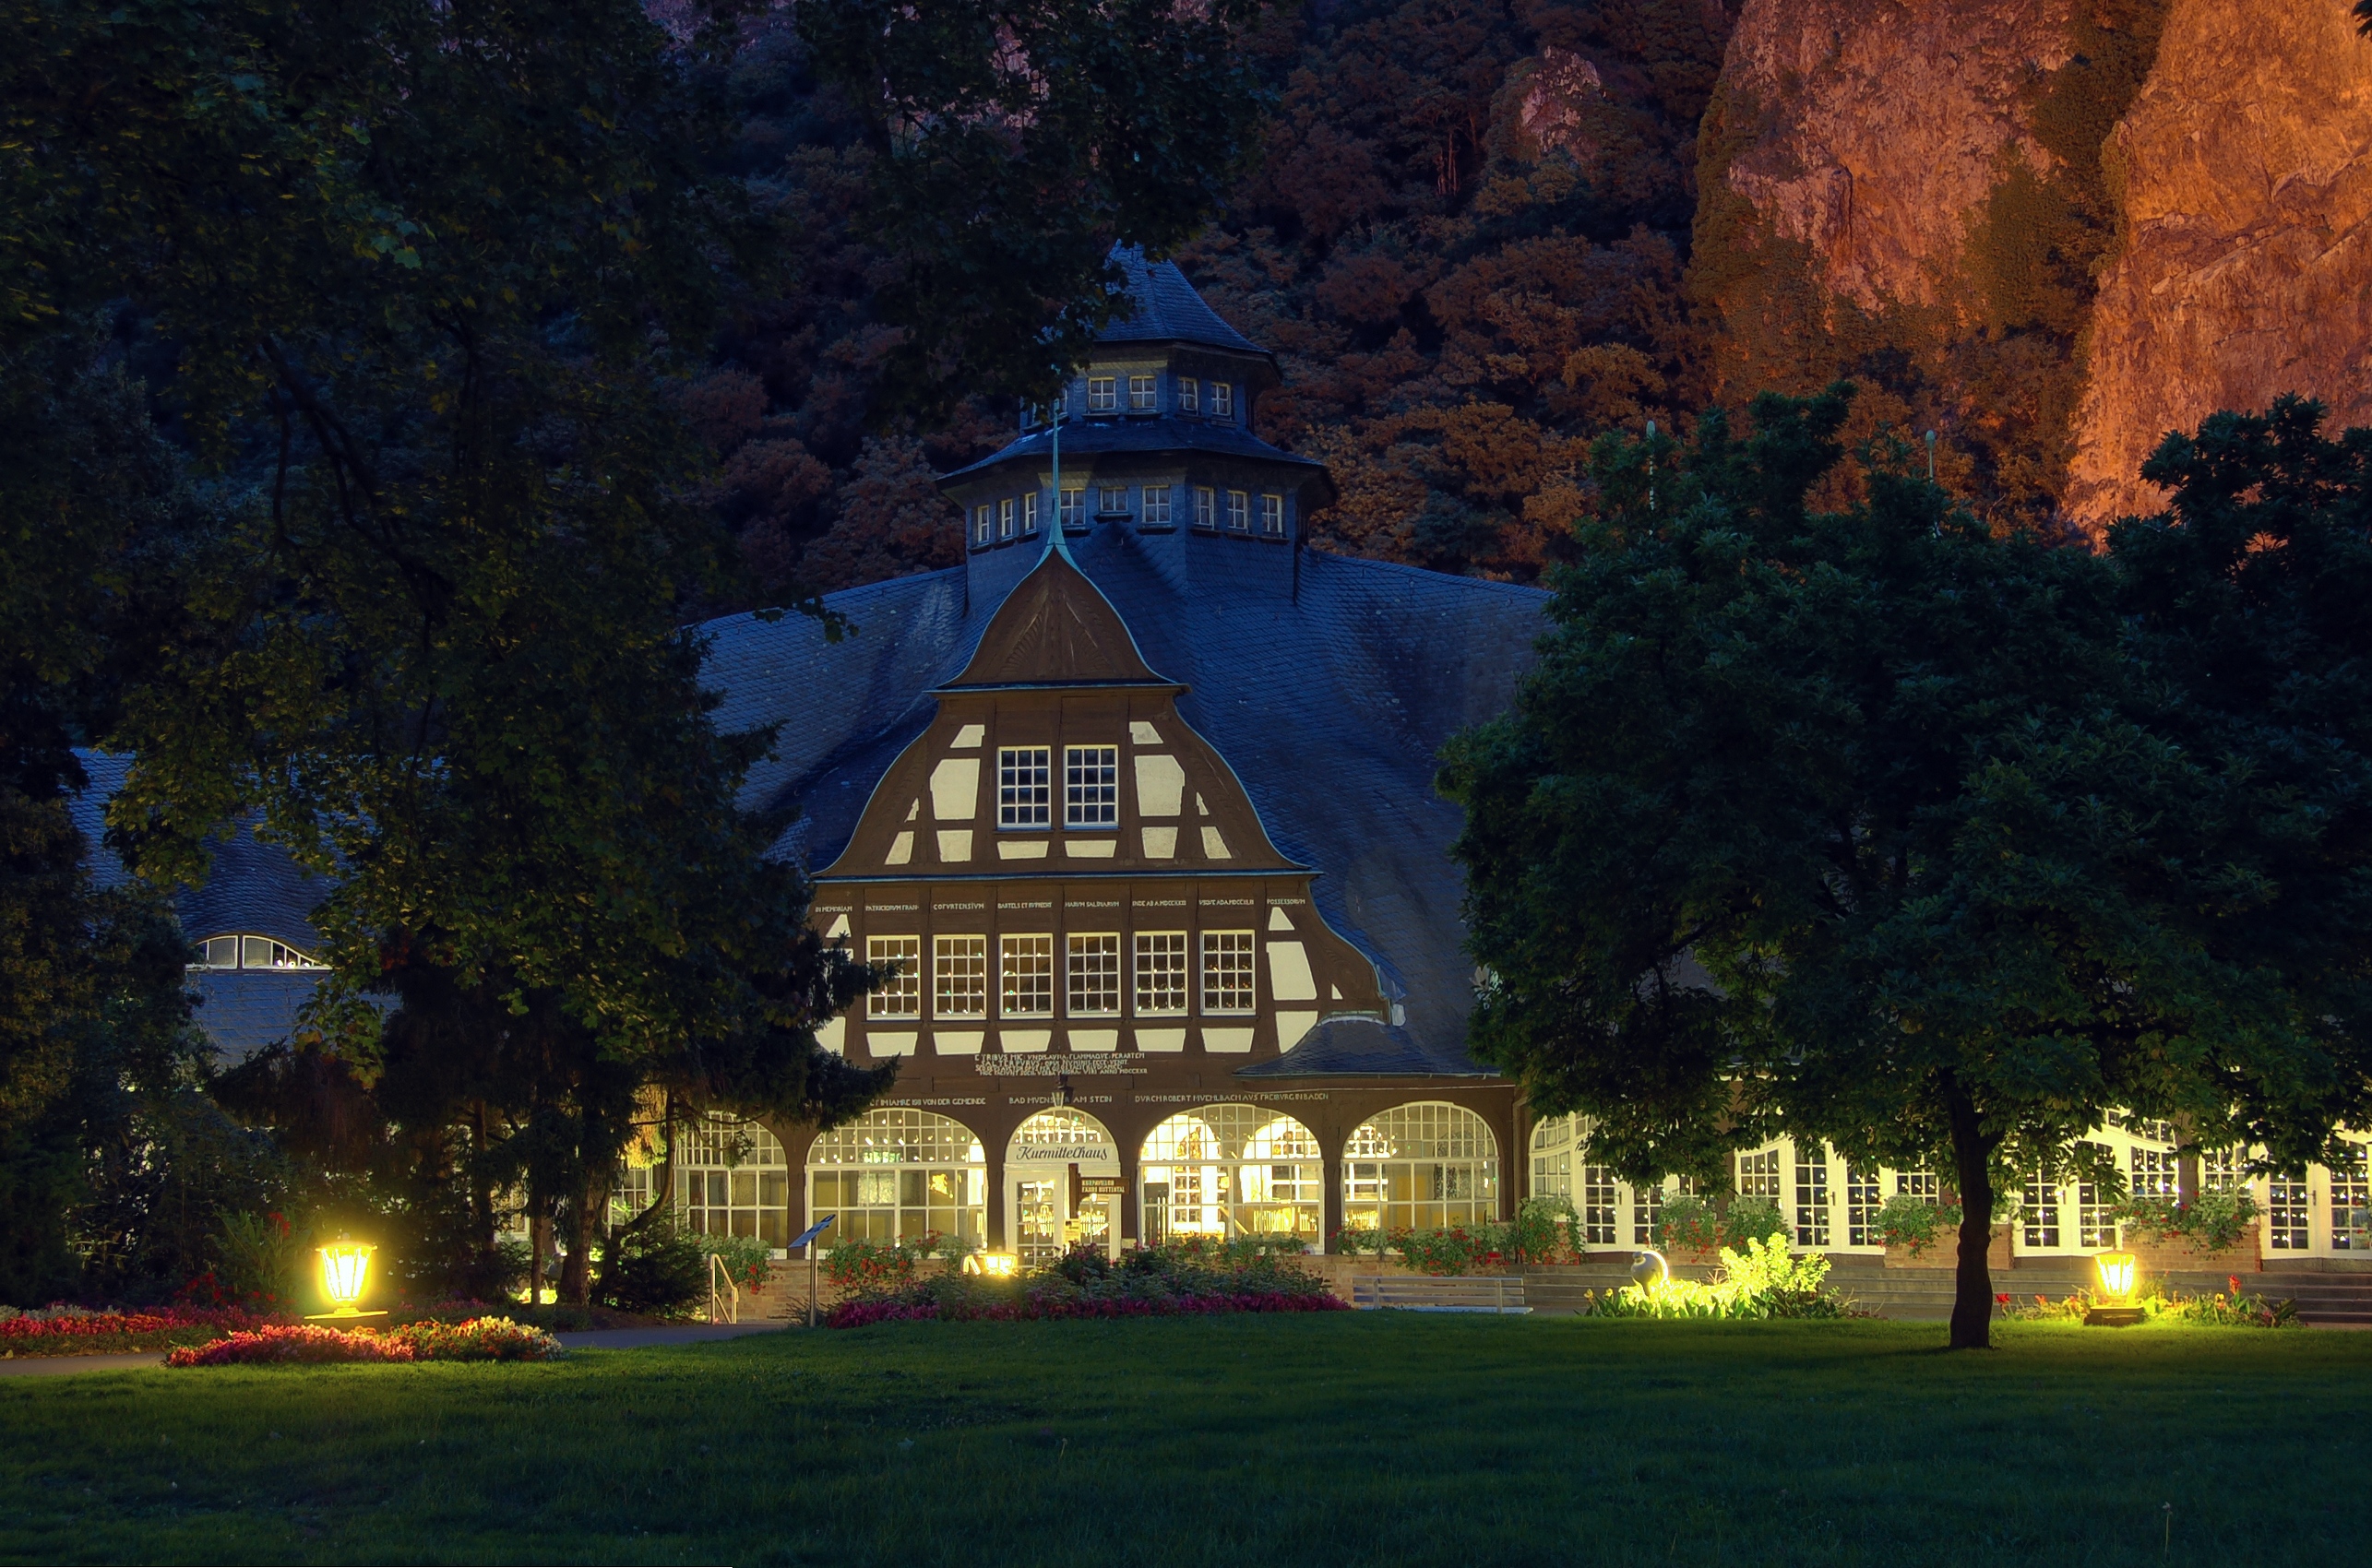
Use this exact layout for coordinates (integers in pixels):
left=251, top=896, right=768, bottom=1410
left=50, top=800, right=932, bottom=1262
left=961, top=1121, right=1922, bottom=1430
left=319, top=1240, right=375, bottom=1313
left=2095, top=1251, right=2138, bottom=1303
left=977, top=1252, right=1018, bottom=1278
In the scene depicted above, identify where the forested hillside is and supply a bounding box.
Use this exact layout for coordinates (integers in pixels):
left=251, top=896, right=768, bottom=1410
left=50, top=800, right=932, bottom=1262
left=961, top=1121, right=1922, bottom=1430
left=698, top=0, right=2372, bottom=599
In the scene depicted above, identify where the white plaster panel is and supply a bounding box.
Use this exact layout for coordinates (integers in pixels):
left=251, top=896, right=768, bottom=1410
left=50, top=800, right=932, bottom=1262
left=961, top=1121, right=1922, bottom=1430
left=930, top=756, right=980, bottom=819
left=1134, top=754, right=1185, bottom=815
left=934, top=1030, right=983, bottom=1056
left=1141, top=826, right=1177, bottom=859
left=1067, top=1029, right=1119, bottom=1052
left=1266, top=941, right=1317, bottom=1002
left=1268, top=907, right=1294, bottom=932
left=936, top=829, right=973, bottom=861
left=1201, top=1028, right=1255, bottom=1053
left=1200, top=826, right=1231, bottom=860
left=1275, top=1011, right=1318, bottom=1051
left=868, top=1031, right=917, bottom=1058
left=825, top=912, right=852, bottom=939
left=1129, top=720, right=1162, bottom=745
left=950, top=723, right=985, bottom=749
left=998, top=838, right=1049, bottom=860
left=816, top=1016, right=846, bottom=1055
left=1066, top=838, right=1116, bottom=859
left=1135, top=1028, right=1186, bottom=1053
left=998, top=1029, right=1052, bottom=1053
left=904, top=799, right=918, bottom=822
left=886, top=831, right=913, bottom=865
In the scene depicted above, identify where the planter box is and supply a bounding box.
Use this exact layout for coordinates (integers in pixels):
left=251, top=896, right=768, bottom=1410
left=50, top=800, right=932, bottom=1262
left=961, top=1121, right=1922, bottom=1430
left=2128, top=1234, right=2261, bottom=1277
left=1883, top=1225, right=2013, bottom=1271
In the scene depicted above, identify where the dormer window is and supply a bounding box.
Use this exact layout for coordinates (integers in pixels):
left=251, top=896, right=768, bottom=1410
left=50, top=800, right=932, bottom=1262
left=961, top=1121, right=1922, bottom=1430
left=1212, top=383, right=1235, bottom=420
left=1060, top=487, right=1084, bottom=527
left=1193, top=487, right=1216, bottom=529
left=1177, top=377, right=1199, bottom=414
left=1226, top=490, right=1249, bottom=531
left=1087, top=375, right=1117, bottom=414
left=1098, top=484, right=1128, bottom=517
left=1260, top=493, right=1284, bottom=537
left=1128, top=374, right=1156, bottom=412
left=998, top=497, right=1017, bottom=540
left=191, top=935, right=328, bottom=971
left=1142, top=485, right=1173, bottom=527
left=1022, top=493, right=1039, bottom=534
left=973, top=505, right=993, bottom=545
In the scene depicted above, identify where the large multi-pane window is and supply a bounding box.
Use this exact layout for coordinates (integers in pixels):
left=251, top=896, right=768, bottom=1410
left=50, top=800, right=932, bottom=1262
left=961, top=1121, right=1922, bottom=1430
left=1134, top=932, right=1188, bottom=1016
left=679, top=1116, right=790, bottom=1249
left=2203, top=1147, right=2245, bottom=1192
left=2074, top=1144, right=2116, bottom=1247
left=2022, top=1170, right=2062, bottom=1249
left=998, top=747, right=1050, bottom=828
left=1128, top=374, right=1156, bottom=411
left=1259, top=493, right=1284, bottom=537
left=1845, top=1168, right=1883, bottom=1246
left=1067, top=934, right=1120, bottom=1016
left=1065, top=746, right=1118, bottom=827
left=867, top=935, right=921, bottom=1018
left=1225, top=490, right=1249, bottom=531
left=1529, top=1118, right=1572, bottom=1203
left=2332, top=1146, right=2369, bottom=1251
left=2130, top=1144, right=2179, bottom=1202
left=1087, top=375, right=1116, bottom=412
left=935, top=935, right=986, bottom=1019
left=1581, top=1162, right=1621, bottom=1247
left=1142, top=484, right=1172, bottom=526
left=1794, top=1145, right=1831, bottom=1246
left=2269, top=1173, right=2311, bottom=1250
left=1199, top=930, right=1256, bottom=1014
left=1344, top=1101, right=1499, bottom=1233
left=1139, top=1105, right=1322, bottom=1246
left=1000, top=935, right=1054, bottom=1018
left=806, top=1108, right=986, bottom=1245
left=1736, top=1147, right=1782, bottom=1200
left=1634, top=1182, right=1664, bottom=1246
left=1193, top=487, right=1216, bottom=529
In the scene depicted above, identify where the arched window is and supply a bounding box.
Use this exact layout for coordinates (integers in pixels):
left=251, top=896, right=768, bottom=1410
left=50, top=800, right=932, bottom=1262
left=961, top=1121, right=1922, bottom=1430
left=1344, top=1102, right=1499, bottom=1232
left=678, top=1115, right=790, bottom=1249
left=807, top=1108, right=986, bottom=1246
left=189, top=934, right=328, bottom=971
left=1009, top=1108, right=1122, bottom=1265
left=1140, top=1105, right=1322, bottom=1247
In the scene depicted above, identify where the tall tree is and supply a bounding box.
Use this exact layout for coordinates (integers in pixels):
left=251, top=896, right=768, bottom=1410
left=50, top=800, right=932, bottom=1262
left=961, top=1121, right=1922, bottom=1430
left=1440, top=388, right=2372, bottom=1348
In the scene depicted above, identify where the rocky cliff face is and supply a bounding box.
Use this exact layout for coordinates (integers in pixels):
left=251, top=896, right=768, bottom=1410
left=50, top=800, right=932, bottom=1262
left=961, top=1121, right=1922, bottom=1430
left=2066, top=0, right=2372, bottom=528
left=1694, top=0, right=2372, bottom=535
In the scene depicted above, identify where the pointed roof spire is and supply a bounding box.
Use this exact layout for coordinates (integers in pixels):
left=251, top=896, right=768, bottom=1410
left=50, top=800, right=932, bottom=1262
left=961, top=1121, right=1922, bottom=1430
left=1097, top=244, right=1265, bottom=357
left=944, top=549, right=1166, bottom=689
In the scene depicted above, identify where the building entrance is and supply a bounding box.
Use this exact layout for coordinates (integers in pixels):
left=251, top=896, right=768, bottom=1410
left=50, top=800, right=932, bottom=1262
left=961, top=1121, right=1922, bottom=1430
left=1006, top=1108, right=1122, bottom=1265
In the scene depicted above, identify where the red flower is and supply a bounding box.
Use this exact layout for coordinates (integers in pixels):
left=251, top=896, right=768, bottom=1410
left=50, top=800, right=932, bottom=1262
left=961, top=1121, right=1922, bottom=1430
left=1995, top=1292, right=2009, bottom=1305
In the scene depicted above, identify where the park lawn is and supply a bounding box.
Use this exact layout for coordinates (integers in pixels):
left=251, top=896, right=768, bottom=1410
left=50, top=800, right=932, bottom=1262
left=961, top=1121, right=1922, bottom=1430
left=1, top=1315, right=2365, bottom=1567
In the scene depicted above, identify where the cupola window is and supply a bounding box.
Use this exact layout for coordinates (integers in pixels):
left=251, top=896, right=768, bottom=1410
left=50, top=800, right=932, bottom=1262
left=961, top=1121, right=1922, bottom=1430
left=1060, top=487, right=1085, bottom=527
left=191, top=935, right=328, bottom=971
left=1260, top=493, right=1284, bottom=537
left=1141, top=485, right=1173, bottom=527
left=1225, top=490, right=1249, bottom=531
left=1212, top=383, right=1234, bottom=420
left=1098, top=484, right=1128, bottom=517
left=998, top=497, right=1017, bottom=540
left=1177, top=377, right=1199, bottom=413
left=1087, top=375, right=1117, bottom=414
left=972, top=505, right=993, bottom=545
left=1193, top=487, right=1216, bottom=529
left=1128, top=374, right=1156, bottom=412
left=1022, top=493, right=1039, bottom=534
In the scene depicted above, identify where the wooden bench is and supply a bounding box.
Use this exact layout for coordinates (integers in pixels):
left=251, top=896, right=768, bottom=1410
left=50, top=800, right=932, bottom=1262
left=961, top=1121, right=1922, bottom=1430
left=1350, top=1275, right=1530, bottom=1314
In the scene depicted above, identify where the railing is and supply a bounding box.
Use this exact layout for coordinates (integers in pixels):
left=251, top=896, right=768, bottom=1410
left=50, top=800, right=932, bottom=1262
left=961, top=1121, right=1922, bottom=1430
left=709, top=1253, right=739, bottom=1325
left=1351, top=1275, right=1529, bottom=1314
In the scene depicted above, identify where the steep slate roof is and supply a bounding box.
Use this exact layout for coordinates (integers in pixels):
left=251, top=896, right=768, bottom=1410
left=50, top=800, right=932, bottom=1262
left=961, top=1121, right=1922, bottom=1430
left=1234, top=1016, right=1496, bottom=1079
left=68, top=751, right=336, bottom=1063
left=1096, top=246, right=1265, bottom=355
left=702, top=530, right=1550, bottom=1069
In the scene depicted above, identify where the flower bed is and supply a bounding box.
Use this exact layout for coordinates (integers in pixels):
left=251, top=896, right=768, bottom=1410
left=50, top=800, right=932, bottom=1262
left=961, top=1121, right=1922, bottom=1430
left=827, top=1241, right=1349, bottom=1327
left=166, top=1316, right=564, bottom=1366
left=1998, top=1278, right=2300, bottom=1328
left=0, top=1304, right=289, bottom=1358
left=1582, top=1234, right=1862, bottom=1321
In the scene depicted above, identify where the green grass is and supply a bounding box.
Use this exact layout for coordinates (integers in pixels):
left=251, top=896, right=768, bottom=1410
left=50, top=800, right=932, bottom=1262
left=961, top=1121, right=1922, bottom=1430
left=2, top=1316, right=2366, bottom=1566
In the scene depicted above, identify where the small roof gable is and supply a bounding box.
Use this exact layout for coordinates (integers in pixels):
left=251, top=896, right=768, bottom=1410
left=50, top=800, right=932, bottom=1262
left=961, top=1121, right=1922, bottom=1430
left=945, top=550, right=1166, bottom=689
left=1100, top=246, right=1263, bottom=356
left=1233, top=1016, right=1496, bottom=1078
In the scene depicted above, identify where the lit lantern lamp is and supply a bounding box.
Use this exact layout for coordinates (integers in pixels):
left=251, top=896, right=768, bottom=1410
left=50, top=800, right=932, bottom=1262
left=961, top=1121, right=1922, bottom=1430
left=2083, top=1250, right=2145, bottom=1327
left=306, top=1238, right=389, bottom=1323
left=961, top=1252, right=1019, bottom=1278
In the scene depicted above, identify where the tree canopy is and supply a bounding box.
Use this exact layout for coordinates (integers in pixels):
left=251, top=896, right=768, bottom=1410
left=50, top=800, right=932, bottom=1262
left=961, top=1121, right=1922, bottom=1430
left=1440, top=388, right=2372, bottom=1348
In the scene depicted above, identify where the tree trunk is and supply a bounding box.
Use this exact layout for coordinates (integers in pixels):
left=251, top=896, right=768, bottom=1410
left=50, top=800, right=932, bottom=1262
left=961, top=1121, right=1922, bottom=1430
left=529, top=1202, right=551, bottom=1308
left=560, top=1171, right=598, bottom=1308
left=1942, top=1078, right=1997, bottom=1350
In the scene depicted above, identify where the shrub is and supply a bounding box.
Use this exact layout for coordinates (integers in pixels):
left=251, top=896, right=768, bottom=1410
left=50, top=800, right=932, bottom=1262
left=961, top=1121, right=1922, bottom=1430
left=1652, top=1194, right=1720, bottom=1253
left=1871, top=1193, right=1959, bottom=1255
left=1329, top=1225, right=1388, bottom=1257
left=2111, top=1189, right=2261, bottom=1252
left=165, top=1316, right=564, bottom=1366
left=1390, top=1226, right=1505, bottom=1276
left=1722, top=1197, right=1785, bottom=1251
left=829, top=1239, right=1344, bottom=1324
left=825, top=1236, right=923, bottom=1288
left=1509, top=1197, right=1578, bottom=1263
left=1585, top=1234, right=1854, bottom=1321
left=701, top=1234, right=775, bottom=1292
left=209, top=1210, right=303, bottom=1306
left=596, top=1218, right=711, bottom=1315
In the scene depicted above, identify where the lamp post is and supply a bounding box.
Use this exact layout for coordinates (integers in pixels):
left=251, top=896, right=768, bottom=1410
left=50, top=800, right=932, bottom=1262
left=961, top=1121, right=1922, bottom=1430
left=306, top=1238, right=388, bottom=1323
left=2084, top=1250, right=2145, bottom=1326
